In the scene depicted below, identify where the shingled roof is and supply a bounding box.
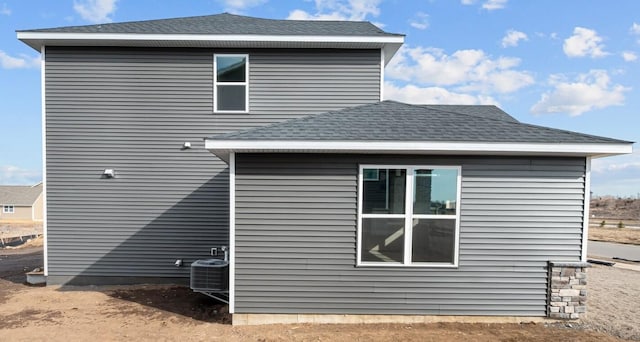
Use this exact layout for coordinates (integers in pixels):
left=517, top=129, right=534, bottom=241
left=0, top=183, right=42, bottom=206
left=207, top=101, right=628, bottom=143
left=18, top=12, right=400, bottom=37
left=17, top=13, right=404, bottom=61
left=418, top=104, right=518, bottom=122
left=205, top=101, right=632, bottom=161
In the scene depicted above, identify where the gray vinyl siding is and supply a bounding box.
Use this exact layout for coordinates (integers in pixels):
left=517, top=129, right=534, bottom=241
left=44, top=47, right=380, bottom=283
left=234, top=154, right=587, bottom=316
left=216, top=49, right=381, bottom=130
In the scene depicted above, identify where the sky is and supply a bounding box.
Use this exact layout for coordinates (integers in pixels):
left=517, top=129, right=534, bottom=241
left=0, top=0, right=638, bottom=197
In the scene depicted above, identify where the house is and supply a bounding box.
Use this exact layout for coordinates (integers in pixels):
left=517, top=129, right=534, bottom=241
left=0, top=182, right=43, bottom=222
left=17, top=13, right=632, bottom=325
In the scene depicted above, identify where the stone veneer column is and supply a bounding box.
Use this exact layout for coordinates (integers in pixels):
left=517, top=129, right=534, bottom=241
left=547, top=261, right=590, bottom=319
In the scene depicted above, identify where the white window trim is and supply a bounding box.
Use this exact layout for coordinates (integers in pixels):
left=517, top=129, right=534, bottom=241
left=356, top=164, right=461, bottom=268
left=3, top=205, right=15, bottom=214
left=213, top=53, right=249, bottom=113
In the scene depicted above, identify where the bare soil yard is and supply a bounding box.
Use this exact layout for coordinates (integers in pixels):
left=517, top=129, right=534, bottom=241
left=0, top=248, right=636, bottom=342
left=589, top=227, right=640, bottom=245
left=0, top=221, right=42, bottom=234
left=0, top=221, right=42, bottom=247
left=590, top=197, right=640, bottom=245
left=591, top=197, right=640, bottom=222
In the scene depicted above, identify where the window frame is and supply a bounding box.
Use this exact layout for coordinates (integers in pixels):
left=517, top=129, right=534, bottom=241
left=213, top=53, right=249, bottom=113
left=3, top=205, right=15, bottom=214
left=356, top=164, right=462, bottom=268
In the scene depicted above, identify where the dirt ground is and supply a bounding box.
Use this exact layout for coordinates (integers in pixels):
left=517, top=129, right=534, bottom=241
left=0, top=221, right=42, bottom=248
left=0, top=221, right=43, bottom=234
left=589, top=227, right=640, bottom=245
left=589, top=197, right=640, bottom=245
left=590, top=197, right=640, bottom=222
left=0, top=248, right=636, bottom=342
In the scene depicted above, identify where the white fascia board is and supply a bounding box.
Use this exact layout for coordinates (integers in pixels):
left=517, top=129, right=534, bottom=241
left=17, top=32, right=405, bottom=44
left=205, top=140, right=633, bottom=157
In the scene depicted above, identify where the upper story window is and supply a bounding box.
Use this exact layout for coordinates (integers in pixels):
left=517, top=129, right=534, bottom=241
left=358, top=165, right=461, bottom=267
left=3, top=205, right=14, bottom=214
left=214, top=54, right=249, bottom=113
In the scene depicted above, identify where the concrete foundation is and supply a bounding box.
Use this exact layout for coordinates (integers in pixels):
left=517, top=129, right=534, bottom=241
left=232, top=314, right=548, bottom=326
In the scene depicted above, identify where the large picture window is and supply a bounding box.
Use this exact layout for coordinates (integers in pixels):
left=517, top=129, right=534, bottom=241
left=358, top=165, right=461, bottom=267
left=214, top=54, right=248, bottom=112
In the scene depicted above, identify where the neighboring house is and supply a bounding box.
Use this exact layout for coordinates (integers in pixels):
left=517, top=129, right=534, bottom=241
left=17, top=13, right=632, bottom=324
left=0, top=182, right=43, bottom=222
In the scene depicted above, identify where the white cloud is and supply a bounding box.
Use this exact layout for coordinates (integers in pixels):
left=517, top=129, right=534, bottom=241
left=622, top=51, right=637, bottom=62
left=501, top=29, right=528, bottom=48
left=287, top=0, right=381, bottom=21
left=461, top=0, right=508, bottom=10
left=563, top=27, right=608, bottom=58
left=218, top=0, right=267, bottom=13
left=386, top=46, right=534, bottom=95
left=409, top=12, right=429, bottom=30
left=384, top=81, right=499, bottom=105
left=0, top=165, right=41, bottom=185
left=0, top=50, right=40, bottom=69
left=630, top=22, right=640, bottom=44
left=591, top=151, right=640, bottom=197
left=592, top=151, right=640, bottom=174
left=73, top=0, right=117, bottom=23
left=531, top=70, right=629, bottom=116
left=288, top=9, right=346, bottom=21
left=482, top=0, right=507, bottom=10
left=1, top=3, right=11, bottom=15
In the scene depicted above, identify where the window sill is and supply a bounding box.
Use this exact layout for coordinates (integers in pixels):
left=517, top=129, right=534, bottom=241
left=214, top=110, right=250, bottom=114
left=356, top=262, right=458, bottom=268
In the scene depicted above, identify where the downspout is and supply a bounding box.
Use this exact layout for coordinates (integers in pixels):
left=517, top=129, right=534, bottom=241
left=229, top=152, right=236, bottom=313
left=40, top=45, right=48, bottom=277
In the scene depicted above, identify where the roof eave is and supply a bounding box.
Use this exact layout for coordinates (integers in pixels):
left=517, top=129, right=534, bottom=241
left=204, top=139, right=634, bottom=163
left=16, top=32, right=404, bottom=63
